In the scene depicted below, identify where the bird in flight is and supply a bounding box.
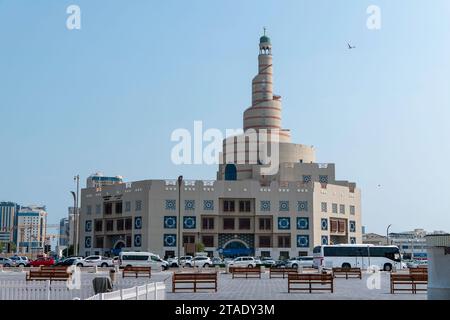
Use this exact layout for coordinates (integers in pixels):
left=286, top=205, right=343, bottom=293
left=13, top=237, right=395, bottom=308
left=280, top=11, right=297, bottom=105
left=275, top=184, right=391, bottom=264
left=347, top=42, right=356, bottom=49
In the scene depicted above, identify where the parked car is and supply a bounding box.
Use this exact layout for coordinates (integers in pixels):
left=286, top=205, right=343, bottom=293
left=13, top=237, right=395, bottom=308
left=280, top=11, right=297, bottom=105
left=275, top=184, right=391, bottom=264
left=29, top=257, right=55, bottom=267
left=167, top=257, right=179, bottom=267
left=184, top=256, right=212, bottom=268
left=179, top=256, right=193, bottom=266
left=77, top=255, right=113, bottom=268
left=286, top=256, right=314, bottom=268
left=0, top=257, right=15, bottom=267
left=273, top=259, right=289, bottom=268
left=55, top=257, right=82, bottom=266
left=260, top=257, right=276, bottom=267
left=9, top=256, right=30, bottom=267
left=211, top=257, right=223, bottom=266
left=226, top=256, right=257, bottom=268
left=119, top=251, right=168, bottom=270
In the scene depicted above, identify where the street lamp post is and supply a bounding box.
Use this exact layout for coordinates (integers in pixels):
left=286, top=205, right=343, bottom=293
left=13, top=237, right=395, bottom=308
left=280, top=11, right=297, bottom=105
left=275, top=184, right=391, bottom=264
left=386, top=224, right=392, bottom=245
left=177, top=176, right=183, bottom=267
left=71, top=175, right=80, bottom=256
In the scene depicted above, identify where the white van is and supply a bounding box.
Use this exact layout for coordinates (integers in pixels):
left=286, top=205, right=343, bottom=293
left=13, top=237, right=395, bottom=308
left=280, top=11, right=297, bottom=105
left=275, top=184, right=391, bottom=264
left=119, top=251, right=168, bottom=270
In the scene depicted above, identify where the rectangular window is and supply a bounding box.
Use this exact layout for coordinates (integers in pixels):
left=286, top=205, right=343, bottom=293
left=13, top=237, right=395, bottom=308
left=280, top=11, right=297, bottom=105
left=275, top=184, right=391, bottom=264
left=135, top=200, right=142, bottom=211
left=202, top=235, right=214, bottom=247
left=350, top=205, right=355, bottom=215
left=261, top=251, right=271, bottom=257
left=116, top=219, right=124, bottom=231
left=259, top=236, right=271, bottom=248
left=239, top=200, right=251, bottom=212
left=94, top=220, right=103, bottom=232
left=104, top=203, right=112, bottom=215
left=298, top=251, right=308, bottom=257
left=115, top=202, right=123, bottom=214
left=125, top=201, right=131, bottom=212
left=239, top=218, right=251, bottom=230
left=95, top=204, right=101, bottom=215
left=279, top=251, right=290, bottom=259
left=95, top=236, right=104, bottom=248
left=223, top=200, right=235, bottom=212
left=278, top=236, right=291, bottom=248
left=321, top=202, right=327, bottom=213
left=126, top=235, right=132, bottom=247
left=125, top=218, right=132, bottom=230
left=183, top=235, right=195, bottom=245
left=332, top=203, right=338, bottom=214
left=202, top=217, right=214, bottom=230
left=259, top=218, right=272, bottom=230
left=86, top=205, right=92, bottom=215
left=339, top=204, right=345, bottom=214
left=223, top=218, right=235, bottom=230
left=106, top=220, right=114, bottom=232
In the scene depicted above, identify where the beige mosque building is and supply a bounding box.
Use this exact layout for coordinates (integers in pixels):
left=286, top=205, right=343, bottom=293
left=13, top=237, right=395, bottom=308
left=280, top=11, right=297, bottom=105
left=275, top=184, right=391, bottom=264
left=79, top=33, right=362, bottom=259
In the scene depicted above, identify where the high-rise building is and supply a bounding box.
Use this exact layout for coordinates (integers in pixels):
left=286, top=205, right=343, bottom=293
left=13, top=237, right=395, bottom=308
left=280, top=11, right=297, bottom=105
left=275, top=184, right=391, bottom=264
left=16, top=205, right=47, bottom=254
left=79, top=32, right=362, bottom=259
left=0, top=202, right=20, bottom=244
left=86, top=173, right=123, bottom=189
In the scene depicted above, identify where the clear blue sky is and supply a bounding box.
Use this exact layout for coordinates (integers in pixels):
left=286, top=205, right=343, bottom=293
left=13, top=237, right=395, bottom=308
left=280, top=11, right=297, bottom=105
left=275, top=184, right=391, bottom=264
left=1, top=0, right=449, bottom=235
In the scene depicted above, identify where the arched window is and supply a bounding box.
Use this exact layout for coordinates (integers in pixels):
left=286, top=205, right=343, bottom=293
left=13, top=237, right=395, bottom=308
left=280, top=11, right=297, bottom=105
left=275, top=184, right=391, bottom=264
left=224, top=164, right=237, bottom=181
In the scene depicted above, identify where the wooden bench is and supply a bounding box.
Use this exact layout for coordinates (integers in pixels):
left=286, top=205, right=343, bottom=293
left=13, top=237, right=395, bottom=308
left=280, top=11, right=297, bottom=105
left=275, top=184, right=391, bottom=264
left=172, top=272, right=217, bottom=293
left=230, top=267, right=262, bottom=279
left=122, top=266, right=151, bottom=278
left=390, top=273, right=428, bottom=294
left=26, top=270, right=70, bottom=283
left=40, top=266, right=68, bottom=272
left=269, top=267, right=298, bottom=279
left=332, top=267, right=362, bottom=279
left=409, top=267, right=427, bottom=275
left=288, top=273, right=334, bottom=293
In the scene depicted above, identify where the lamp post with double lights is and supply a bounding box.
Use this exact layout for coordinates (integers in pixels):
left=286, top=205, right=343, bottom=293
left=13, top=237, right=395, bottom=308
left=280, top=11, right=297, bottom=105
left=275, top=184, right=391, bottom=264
left=70, top=175, right=80, bottom=256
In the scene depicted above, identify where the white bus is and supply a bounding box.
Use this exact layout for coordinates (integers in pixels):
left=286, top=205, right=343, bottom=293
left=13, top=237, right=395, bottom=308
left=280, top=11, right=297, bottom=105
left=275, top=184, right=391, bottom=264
left=313, top=244, right=403, bottom=271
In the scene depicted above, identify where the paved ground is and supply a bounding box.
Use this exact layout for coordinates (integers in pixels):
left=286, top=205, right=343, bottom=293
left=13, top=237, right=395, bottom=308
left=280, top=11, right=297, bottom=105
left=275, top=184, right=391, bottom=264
left=151, top=269, right=427, bottom=300
left=0, top=268, right=427, bottom=300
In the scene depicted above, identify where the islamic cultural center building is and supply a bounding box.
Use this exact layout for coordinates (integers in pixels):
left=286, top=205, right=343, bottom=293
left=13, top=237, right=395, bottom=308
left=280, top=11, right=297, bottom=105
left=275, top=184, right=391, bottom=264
left=79, top=33, right=362, bottom=259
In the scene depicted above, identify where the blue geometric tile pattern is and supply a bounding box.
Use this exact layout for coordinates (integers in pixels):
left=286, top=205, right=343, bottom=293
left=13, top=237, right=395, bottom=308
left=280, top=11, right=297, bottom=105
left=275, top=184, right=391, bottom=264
left=185, top=200, right=195, bottom=211
left=260, top=200, right=271, bottom=212
left=297, top=201, right=308, bottom=212
left=278, top=217, right=291, bottom=230
left=134, top=234, right=142, bottom=247
left=203, top=200, right=214, bottom=211
left=279, top=201, right=289, bottom=212
left=297, top=235, right=309, bottom=248
left=164, top=216, right=177, bottom=229
left=321, top=218, right=328, bottom=231
left=183, top=216, right=196, bottom=229
left=164, top=234, right=177, bottom=247
left=165, top=199, right=176, bottom=211
left=296, top=217, right=309, bottom=230
left=134, top=216, right=142, bottom=229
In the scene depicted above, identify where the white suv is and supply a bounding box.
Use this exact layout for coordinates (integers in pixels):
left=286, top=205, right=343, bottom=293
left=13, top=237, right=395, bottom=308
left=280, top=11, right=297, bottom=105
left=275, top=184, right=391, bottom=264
left=184, top=256, right=212, bottom=268
left=286, top=256, right=314, bottom=268
left=77, top=255, right=114, bottom=267
left=227, top=256, right=257, bottom=268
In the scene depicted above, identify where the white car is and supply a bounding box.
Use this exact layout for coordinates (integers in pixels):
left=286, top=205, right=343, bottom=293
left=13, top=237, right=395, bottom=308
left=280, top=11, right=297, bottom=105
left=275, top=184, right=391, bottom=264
left=178, top=256, right=193, bottom=266
left=184, top=256, right=212, bottom=268
left=77, top=255, right=114, bottom=267
left=9, top=256, right=30, bottom=267
left=226, top=256, right=257, bottom=268
left=286, top=256, right=314, bottom=268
